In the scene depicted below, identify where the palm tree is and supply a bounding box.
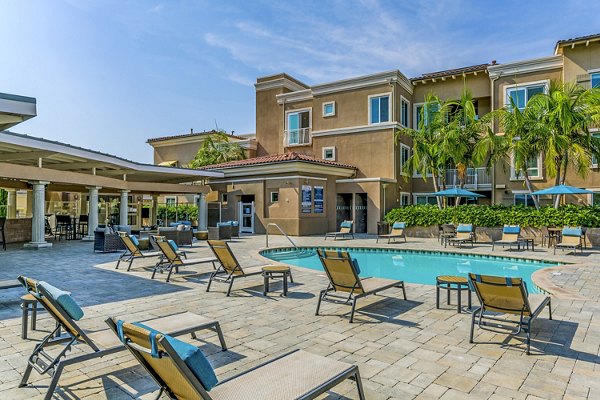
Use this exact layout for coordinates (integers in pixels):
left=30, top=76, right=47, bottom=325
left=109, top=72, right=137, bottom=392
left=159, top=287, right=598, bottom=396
left=188, top=132, right=246, bottom=168
left=396, top=94, right=446, bottom=208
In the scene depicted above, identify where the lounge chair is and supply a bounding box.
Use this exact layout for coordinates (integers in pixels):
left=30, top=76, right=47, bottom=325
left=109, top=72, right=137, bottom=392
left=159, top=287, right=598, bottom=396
left=554, top=226, right=583, bottom=255
left=445, top=224, right=474, bottom=248
left=207, top=240, right=267, bottom=296
left=153, top=237, right=217, bottom=282
left=492, top=225, right=521, bottom=251
left=106, top=317, right=365, bottom=400
left=376, top=222, right=407, bottom=243
left=468, top=273, right=552, bottom=354
left=115, top=232, right=186, bottom=271
left=439, top=224, right=456, bottom=246
left=17, top=276, right=227, bottom=400
left=316, top=249, right=407, bottom=322
left=324, top=220, right=354, bottom=240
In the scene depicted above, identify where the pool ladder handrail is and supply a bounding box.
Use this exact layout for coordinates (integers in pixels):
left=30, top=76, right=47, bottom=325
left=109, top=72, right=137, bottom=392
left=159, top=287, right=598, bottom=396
left=266, top=223, right=297, bottom=249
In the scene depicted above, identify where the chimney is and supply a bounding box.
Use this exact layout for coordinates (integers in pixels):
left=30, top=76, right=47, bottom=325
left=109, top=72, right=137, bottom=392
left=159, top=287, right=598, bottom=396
left=190, top=128, right=193, bottom=134
left=491, top=60, right=497, bottom=65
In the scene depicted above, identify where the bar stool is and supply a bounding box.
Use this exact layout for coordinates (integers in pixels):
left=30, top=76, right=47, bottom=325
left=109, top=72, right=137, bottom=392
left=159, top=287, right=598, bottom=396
left=21, top=294, right=41, bottom=339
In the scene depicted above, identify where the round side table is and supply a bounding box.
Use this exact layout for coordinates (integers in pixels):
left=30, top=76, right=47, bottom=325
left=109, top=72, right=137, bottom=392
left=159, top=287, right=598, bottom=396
left=262, top=266, right=293, bottom=296
left=436, top=275, right=471, bottom=313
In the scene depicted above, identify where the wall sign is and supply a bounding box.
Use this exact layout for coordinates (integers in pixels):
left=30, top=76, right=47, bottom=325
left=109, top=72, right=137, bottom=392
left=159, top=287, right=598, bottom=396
left=301, top=185, right=312, bottom=213
left=314, top=186, right=324, bottom=213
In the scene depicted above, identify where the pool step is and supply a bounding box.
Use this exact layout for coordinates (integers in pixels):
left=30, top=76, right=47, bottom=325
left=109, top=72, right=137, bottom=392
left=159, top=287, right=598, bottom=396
left=267, top=250, right=314, bottom=261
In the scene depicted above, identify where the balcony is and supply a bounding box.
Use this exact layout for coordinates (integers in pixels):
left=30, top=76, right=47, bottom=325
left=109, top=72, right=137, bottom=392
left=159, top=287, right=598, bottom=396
left=284, top=128, right=311, bottom=147
left=441, top=167, right=492, bottom=190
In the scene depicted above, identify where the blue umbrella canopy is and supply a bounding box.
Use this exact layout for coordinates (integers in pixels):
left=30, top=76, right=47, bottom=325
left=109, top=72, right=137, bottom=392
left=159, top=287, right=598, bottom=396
left=433, top=188, right=485, bottom=197
left=530, top=184, right=593, bottom=196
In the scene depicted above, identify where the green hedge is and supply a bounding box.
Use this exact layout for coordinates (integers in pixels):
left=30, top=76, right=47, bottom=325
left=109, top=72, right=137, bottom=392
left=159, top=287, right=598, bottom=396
left=157, top=204, right=198, bottom=221
left=385, top=204, right=600, bottom=228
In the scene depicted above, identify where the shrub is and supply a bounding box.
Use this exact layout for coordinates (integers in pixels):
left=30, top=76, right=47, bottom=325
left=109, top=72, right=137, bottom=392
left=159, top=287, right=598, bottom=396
left=384, top=204, right=600, bottom=228
left=157, top=204, right=198, bottom=221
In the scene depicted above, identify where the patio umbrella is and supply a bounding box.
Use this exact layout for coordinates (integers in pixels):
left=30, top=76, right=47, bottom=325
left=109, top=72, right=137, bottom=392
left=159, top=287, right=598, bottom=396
left=529, top=184, right=593, bottom=196
left=433, top=188, right=485, bottom=198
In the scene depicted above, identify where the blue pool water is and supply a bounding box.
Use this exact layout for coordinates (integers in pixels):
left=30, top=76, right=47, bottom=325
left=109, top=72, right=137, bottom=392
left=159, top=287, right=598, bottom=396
left=261, top=247, right=560, bottom=293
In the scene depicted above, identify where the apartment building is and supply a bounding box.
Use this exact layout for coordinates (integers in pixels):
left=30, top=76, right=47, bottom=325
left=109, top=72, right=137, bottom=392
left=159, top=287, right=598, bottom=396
left=149, top=33, right=600, bottom=235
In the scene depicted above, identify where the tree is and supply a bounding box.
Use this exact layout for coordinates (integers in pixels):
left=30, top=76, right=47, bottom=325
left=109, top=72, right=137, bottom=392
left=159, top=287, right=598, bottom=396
left=0, top=189, right=6, bottom=217
left=188, top=132, right=246, bottom=168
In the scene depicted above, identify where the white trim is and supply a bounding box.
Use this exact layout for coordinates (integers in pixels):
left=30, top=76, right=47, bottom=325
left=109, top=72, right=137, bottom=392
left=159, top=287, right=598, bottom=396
left=413, top=102, right=424, bottom=129
left=399, top=192, right=410, bottom=205
left=511, top=190, right=531, bottom=194
left=399, top=143, right=410, bottom=176
left=276, top=89, right=313, bottom=104
left=150, top=136, right=257, bottom=150
left=285, top=107, right=312, bottom=146
left=510, top=151, right=543, bottom=180
left=336, top=177, right=396, bottom=183
left=270, top=191, right=279, bottom=203
left=255, top=76, right=308, bottom=92
left=322, top=146, right=336, bottom=161
left=311, top=122, right=400, bottom=137
left=592, top=130, right=600, bottom=168
left=587, top=68, right=600, bottom=74
left=412, top=192, right=437, bottom=205
left=503, top=80, right=549, bottom=108
left=322, top=101, right=336, bottom=117
left=311, top=70, right=413, bottom=96
left=399, top=96, right=410, bottom=128
left=210, top=175, right=329, bottom=184
left=487, top=55, right=563, bottom=78
left=368, top=92, right=392, bottom=125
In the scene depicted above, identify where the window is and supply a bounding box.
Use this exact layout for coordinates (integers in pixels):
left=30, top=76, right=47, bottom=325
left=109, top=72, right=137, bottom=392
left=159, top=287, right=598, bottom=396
left=511, top=153, right=542, bottom=179
left=514, top=193, right=536, bottom=207
left=165, top=196, right=176, bottom=207
left=400, top=97, right=409, bottom=127
left=369, top=93, right=390, bottom=124
left=592, top=72, right=600, bottom=89
left=323, top=101, right=335, bottom=117
left=400, top=193, right=410, bottom=206
left=506, top=82, right=546, bottom=111
left=399, top=144, right=410, bottom=175
left=414, top=102, right=439, bottom=128
left=222, top=194, right=228, bottom=203
left=592, top=132, right=600, bottom=167
left=286, top=109, right=311, bottom=145
left=414, top=194, right=437, bottom=205
left=270, top=192, right=279, bottom=203
left=322, top=146, right=336, bottom=161
left=591, top=192, right=600, bottom=206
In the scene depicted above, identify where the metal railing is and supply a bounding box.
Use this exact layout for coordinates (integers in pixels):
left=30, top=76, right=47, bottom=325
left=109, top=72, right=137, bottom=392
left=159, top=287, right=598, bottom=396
left=284, top=128, right=311, bottom=146
left=265, top=223, right=297, bottom=248
left=442, top=167, right=492, bottom=189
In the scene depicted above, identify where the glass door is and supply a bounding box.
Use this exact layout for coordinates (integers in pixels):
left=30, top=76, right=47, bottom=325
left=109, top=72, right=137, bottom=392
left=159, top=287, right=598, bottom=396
left=239, top=201, right=254, bottom=233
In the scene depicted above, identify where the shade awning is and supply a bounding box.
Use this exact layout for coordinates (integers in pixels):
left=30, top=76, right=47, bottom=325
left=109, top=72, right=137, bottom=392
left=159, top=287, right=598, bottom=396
left=530, top=184, right=594, bottom=196
left=433, top=188, right=485, bottom=198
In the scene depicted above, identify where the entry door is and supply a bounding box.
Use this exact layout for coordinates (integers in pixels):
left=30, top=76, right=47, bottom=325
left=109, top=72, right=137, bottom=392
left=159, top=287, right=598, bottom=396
left=239, top=201, right=254, bottom=233
left=354, top=193, right=368, bottom=233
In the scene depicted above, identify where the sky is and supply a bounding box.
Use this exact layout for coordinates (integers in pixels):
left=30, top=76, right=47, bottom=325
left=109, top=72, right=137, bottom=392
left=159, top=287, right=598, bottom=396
left=1, top=0, right=600, bottom=163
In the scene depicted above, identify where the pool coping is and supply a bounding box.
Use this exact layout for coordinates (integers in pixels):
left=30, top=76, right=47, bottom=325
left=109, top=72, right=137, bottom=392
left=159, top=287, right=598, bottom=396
left=254, top=244, right=588, bottom=301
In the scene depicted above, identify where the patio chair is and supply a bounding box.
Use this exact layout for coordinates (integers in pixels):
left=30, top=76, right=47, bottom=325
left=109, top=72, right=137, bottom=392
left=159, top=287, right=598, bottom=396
left=439, top=224, right=456, bottom=246
left=468, top=273, right=552, bottom=354
left=554, top=226, right=583, bottom=255
left=207, top=240, right=267, bottom=296
left=153, top=237, right=217, bottom=282
left=492, top=225, right=521, bottom=251
left=324, top=220, right=354, bottom=240
left=115, top=232, right=186, bottom=271
left=106, top=317, right=365, bottom=400
left=376, top=222, right=407, bottom=244
left=445, top=224, right=474, bottom=248
left=316, top=249, right=407, bottom=323
left=17, top=276, right=227, bottom=400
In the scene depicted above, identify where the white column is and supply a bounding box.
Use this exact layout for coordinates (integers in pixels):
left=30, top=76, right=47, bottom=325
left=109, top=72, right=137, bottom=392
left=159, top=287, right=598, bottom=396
left=7, top=189, right=17, bottom=219
left=198, top=193, right=208, bottom=231
left=83, top=186, right=101, bottom=241
left=119, top=190, right=129, bottom=226
left=24, top=181, right=52, bottom=249
left=151, top=194, right=159, bottom=227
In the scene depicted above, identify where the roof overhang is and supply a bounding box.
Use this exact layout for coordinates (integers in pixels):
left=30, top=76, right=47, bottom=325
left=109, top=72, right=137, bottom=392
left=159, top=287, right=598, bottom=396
left=206, top=160, right=356, bottom=180
left=0, top=93, right=37, bottom=131
left=487, top=55, right=563, bottom=79
left=0, top=130, right=223, bottom=193
left=555, top=34, right=600, bottom=54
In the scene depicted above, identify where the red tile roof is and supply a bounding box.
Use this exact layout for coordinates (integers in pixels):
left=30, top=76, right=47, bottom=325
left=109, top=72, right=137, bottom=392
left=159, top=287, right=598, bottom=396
left=147, top=130, right=243, bottom=143
left=201, top=152, right=356, bottom=170
left=411, top=63, right=493, bottom=81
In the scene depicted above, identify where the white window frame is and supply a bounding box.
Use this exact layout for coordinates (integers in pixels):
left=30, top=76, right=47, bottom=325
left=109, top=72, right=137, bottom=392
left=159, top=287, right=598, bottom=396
left=413, top=102, right=424, bottom=129
left=400, top=192, right=410, bottom=206
left=165, top=196, right=176, bottom=207
left=591, top=129, right=600, bottom=168
left=510, top=151, right=543, bottom=180
left=399, top=143, right=410, bottom=176
left=413, top=193, right=438, bottom=205
left=322, top=146, right=336, bottom=161
left=270, top=191, right=279, bottom=203
left=512, top=190, right=535, bottom=207
left=285, top=107, right=312, bottom=146
left=322, top=101, right=335, bottom=117
left=368, top=92, right=392, bottom=125
left=589, top=68, right=600, bottom=89
left=400, top=96, right=410, bottom=128
left=504, top=80, right=549, bottom=110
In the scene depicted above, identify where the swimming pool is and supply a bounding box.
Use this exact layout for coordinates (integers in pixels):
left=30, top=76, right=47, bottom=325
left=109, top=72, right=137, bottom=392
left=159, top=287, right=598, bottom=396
left=260, top=247, right=560, bottom=293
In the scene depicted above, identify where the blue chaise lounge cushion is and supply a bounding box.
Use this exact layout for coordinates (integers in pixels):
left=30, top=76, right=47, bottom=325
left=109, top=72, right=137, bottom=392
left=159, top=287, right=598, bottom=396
left=38, top=281, right=84, bottom=321
left=562, top=227, right=582, bottom=237
left=503, top=225, right=521, bottom=234
left=129, top=235, right=140, bottom=247
left=340, top=221, right=352, bottom=228
left=456, top=224, right=473, bottom=233
left=167, top=239, right=179, bottom=251
left=392, top=222, right=406, bottom=229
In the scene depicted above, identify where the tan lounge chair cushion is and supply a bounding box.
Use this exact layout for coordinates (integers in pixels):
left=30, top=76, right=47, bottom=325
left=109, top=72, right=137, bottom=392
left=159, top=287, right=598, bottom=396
left=181, top=257, right=217, bottom=266
left=209, top=350, right=353, bottom=400
left=359, top=277, right=401, bottom=294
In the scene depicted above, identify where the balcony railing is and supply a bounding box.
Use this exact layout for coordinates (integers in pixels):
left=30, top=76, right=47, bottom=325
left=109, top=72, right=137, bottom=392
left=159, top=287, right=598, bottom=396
left=284, top=128, right=311, bottom=146
left=441, top=167, right=492, bottom=190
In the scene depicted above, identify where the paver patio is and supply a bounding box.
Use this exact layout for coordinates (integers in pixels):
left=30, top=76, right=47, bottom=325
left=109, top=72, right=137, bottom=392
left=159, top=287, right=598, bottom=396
left=0, top=234, right=599, bottom=399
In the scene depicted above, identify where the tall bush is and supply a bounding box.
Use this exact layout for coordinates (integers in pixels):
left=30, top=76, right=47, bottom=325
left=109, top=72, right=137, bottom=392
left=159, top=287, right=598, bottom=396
left=157, top=204, right=198, bottom=221
left=385, top=204, right=600, bottom=228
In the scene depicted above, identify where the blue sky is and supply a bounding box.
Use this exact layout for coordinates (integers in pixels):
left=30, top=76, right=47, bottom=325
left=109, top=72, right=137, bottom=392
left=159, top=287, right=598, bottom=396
left=2, top=0, right=599, bottom=163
